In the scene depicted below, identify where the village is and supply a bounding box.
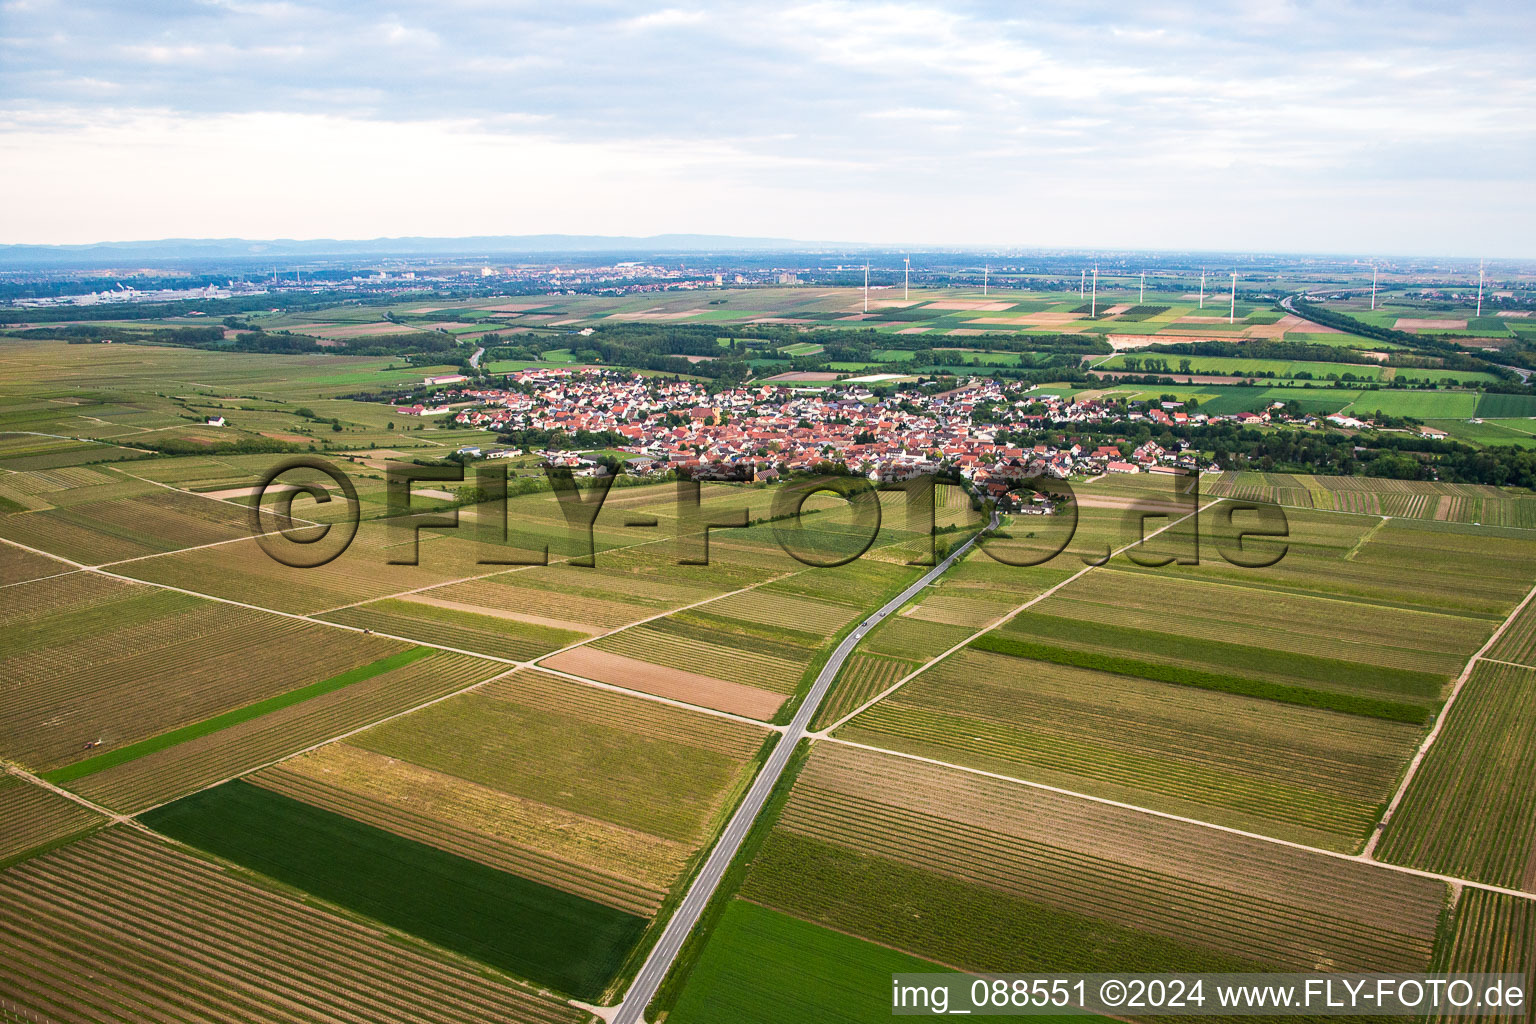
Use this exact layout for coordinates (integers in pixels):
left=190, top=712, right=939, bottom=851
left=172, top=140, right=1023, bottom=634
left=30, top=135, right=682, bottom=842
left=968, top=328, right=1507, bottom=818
left=393, top=367, right=1313, bottom=506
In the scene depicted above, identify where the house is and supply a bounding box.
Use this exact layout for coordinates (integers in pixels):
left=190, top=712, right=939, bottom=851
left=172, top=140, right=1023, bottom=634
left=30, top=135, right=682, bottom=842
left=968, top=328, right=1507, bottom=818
left=1419, top=426, right=1449, bottom=439
left=424, top=374, right=469, bottom=386
left=205, top=416, right=226, bottom=427
left=455, top=446, right=482, bottom=457
left=1105, top=460, right=1140, bottom=473
left=1327, top=414, right=1367, bottom=430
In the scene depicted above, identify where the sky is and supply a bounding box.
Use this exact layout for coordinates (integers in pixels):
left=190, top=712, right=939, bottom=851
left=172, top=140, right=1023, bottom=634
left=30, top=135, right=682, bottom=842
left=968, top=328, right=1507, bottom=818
left=1, top=0, right=1533, bottom=255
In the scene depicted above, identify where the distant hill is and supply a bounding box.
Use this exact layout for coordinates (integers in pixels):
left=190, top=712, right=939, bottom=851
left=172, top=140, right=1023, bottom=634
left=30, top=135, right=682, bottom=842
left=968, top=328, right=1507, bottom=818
left=0, top=233, right=856, bottom=266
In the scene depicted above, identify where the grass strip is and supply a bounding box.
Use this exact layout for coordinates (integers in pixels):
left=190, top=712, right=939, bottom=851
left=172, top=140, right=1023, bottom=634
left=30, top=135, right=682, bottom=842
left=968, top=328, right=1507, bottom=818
left=43, top=646, right=433, bottom=784
left=970, top=634, right=1430, bottom=724
left=1003, top=609, right=1446, bottom=701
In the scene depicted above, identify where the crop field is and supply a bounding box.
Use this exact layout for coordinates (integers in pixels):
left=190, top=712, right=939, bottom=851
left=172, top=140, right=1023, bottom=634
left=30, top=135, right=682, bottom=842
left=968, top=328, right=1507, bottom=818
left=810, top=653, right=912, bottom=729
left=0, top=542, right=68, bottom=584
left=738, top=744, right=1448, bottom=975
left=0, top=827, right=585, bottom=1024
left=831, top=499, right=1536, bottom=849
left=0, top=775, right=103, bottom=867
left=1488, top=597, right=1536, bottom=668
left=540, top=520, right=927, bottom=720
left=143, top=779, right=647, bottom=999
left=66, top=650, right=501, bottom=813
left=319, top=596, right=586, bottom=660
left=1118, top=509, right=1536, bottom=619
left=163, top=668, right=774, bottom=996
left=0, top=484, right=256, bottom=564
left=1433, top=889, right=1535, bottom=1024
left=1377, top=662, right=1536, bottom=890
left=0, top=571, right=404, bottom=772
left=838, top=645, right=1420, bottom=848
left=1204, top=471, right=1536, bottom=528
left=349, top=669, right=769, bottom=845
left=184, top=669, right=774, bottom=988
left=667, top=900, right=961, bottom=1024
left=1034, top=555, right=1501, bottom=677
left=0, top=432, right=152, bottom=472
left=112, top=519, right=523, bottom=613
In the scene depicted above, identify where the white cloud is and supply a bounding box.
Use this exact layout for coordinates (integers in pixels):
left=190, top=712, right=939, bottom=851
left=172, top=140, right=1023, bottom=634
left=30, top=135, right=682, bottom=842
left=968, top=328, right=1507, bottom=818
left=0, top=1, right=1530, bottom=253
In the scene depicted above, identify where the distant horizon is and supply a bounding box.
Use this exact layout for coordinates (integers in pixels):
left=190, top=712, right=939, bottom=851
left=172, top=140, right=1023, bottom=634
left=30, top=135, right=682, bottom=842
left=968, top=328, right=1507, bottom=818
left=0, top=232, right=1528, bottom=266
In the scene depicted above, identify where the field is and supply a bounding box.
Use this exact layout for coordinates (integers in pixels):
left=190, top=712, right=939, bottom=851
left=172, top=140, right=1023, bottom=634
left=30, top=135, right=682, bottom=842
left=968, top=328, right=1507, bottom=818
left=134, top=667, right=773, bottom=1000
left=0, top=827, right=583, bottom=1024
left=542, top=517, right=928, bottom=721
left=829, top=500, right=1536, bottom=850
left=1204, top=471, right=1536, bottom=528
left=0, top=774, right=103, bottom=867
left=64, top=650, right=502, bottom=814
left=1433, top=889, right=1536, bottom=1024
left=0, top=572, right=406, bottom=772
left=839, top=647, right=1420, bottom=848
left=143, top=779, right=646, bottom=999
left=668, top=900, right=951, bottom=1024
left=1376, top=661, right=1536, bottom=890
left=5, top=283, right=1536, bottom=1024
left=732, top=744, right=1449, bottom=978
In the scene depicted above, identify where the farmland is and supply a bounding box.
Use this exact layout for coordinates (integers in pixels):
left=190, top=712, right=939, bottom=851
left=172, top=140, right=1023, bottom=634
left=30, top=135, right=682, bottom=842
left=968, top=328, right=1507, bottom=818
left=0, top=572, right=405, bottom=772
left=729, top=744, right=1449, bottom=980
left=1376, top=661, right=1536, bottom=889
left=0, top=827, right=584, bottom=1024
left=0, top=774, right=103, bottom=867
left=827, top=496, right=1534, bottom=850
left=4, top=270, right=1536, bottom=1024
left=142, top=779, right=647, bottom=999
left=1204, top=471, right=1536, bottom=528
left=543, top=516, right=930, bottom=721
left=668, top=901, right=958, bottom=1024
left=135, top=667, right=774, bottom=1000
left=65, top=649, right=502, bottom=813
left=1433, top=889, right=1536, bottom=1024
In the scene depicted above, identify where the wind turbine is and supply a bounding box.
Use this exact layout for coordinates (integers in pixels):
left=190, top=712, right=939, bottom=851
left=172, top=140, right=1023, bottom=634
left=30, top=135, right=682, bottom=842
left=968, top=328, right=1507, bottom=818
left=983, top=264, right=989, bottom=297
left=1229, top=271, right=1238, bottom=324
left=1199, top=270, right=1205, bottom=309
left=1139, top=270, right=1146, bottom=304
left=1371, top=265, right=1378, bottom=310
left=1080, top=269, right=1085, bottom=299
left=1477, top=258, right=1485, bottom=317
left=863, top=263, right=869, bottom=313
left=1091, top=265, right=1099, bottom=318
left=904, top=256, right=910, bottom=301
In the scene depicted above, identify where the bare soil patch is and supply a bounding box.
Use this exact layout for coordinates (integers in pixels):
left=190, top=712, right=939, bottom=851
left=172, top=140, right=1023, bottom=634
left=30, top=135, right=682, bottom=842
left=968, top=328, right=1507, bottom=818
left=1396, top=318, right=1468, bottom=330
left=764, top=371, right=839, bottom=382
left=924, top=301, right=1015, bottom=311
left=541, top=647, right=784, bottom=719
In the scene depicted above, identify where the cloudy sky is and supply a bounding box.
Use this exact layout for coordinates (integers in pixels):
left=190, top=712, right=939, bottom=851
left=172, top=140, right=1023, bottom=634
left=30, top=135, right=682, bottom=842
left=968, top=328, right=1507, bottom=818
left=2, top=1, right=1532, bottom=254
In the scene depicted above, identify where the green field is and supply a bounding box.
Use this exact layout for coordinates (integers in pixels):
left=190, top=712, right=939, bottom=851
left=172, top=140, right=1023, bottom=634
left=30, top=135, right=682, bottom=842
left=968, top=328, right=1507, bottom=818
left=142, top=779, right=647, bottom=998
left=668, top=899, right=1120, bottom=1024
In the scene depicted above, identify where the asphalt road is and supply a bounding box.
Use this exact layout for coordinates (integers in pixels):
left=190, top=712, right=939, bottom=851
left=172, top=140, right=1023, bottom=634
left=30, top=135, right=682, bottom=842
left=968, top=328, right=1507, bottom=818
left=610, top=514, right=996, bottom=1024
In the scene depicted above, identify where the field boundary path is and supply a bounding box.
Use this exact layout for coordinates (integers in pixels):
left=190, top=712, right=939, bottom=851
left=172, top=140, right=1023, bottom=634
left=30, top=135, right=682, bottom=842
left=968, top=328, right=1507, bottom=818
left=609, top=513, right=997, bottom=1024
